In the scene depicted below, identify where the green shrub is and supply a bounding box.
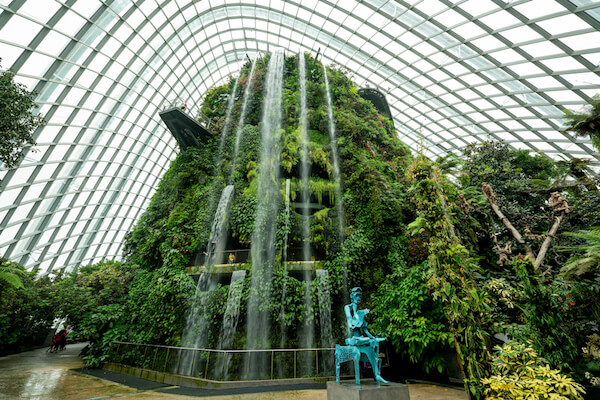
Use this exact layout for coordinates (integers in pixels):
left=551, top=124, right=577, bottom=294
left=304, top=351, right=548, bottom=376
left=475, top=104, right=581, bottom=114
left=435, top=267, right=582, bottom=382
left=481, top=341, right=585, bottom=400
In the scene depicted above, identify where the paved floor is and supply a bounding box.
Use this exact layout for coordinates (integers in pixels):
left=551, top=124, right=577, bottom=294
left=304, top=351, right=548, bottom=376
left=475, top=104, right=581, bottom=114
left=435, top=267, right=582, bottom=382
left=0, top=342, right=468, bottom=400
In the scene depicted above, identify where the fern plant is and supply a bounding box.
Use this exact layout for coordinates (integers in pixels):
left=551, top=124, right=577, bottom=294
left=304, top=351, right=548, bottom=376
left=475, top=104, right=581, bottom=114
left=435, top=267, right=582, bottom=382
left=560, top=227, right=600, bottom=277
left=0, top=258, right=23, bottom=289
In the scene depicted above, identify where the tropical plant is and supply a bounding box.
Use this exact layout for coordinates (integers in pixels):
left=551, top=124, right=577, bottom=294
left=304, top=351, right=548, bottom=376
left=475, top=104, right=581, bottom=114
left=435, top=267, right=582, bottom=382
left=0, top=261, right=59, bottom=355
left=0, top=257, right=23, bottom=288
left=582, top=334, right=600, bottom=387
left=481, top=341, right=586, bottom=400
left=406, top=156, right=491, bottom=398
left=560, top=227, right=600, bottom=277
left=0, top=59, right=46, bottom=168
left=55, top=261, right=133, bottom=366
left=371, top=262, right=453, bottom=373
left=563, top=94, right=600, bottom=154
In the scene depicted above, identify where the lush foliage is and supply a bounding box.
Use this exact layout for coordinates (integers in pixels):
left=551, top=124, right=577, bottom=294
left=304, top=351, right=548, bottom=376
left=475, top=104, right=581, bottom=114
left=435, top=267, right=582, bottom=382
left=583, top=334, right=600, bottom=387
left=0, top=60, right=46, bottom=168
left=481, top=341, right=585, bottom=400
left=5, top=54, right=598, bottom=395
left=371, top=261, right=452, bottom=373
left=563, top=93, right=600, bottom=154
left=406, top=157, right=491, bottom=398
left=54, top=261, right=133, bottom=366
left=0, top=259, right=58, bottom=355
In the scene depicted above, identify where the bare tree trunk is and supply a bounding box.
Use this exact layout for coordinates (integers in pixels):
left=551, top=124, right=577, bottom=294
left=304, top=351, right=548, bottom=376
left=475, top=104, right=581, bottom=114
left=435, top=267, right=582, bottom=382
left=482, top=183, right=536, bottom=262
left=534, top=215, right=563, bottom=270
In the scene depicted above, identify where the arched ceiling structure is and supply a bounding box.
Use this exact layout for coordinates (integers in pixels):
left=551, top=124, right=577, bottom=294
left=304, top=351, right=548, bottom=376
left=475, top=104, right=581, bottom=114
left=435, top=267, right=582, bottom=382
left=0, top=0, right=598, bottom=274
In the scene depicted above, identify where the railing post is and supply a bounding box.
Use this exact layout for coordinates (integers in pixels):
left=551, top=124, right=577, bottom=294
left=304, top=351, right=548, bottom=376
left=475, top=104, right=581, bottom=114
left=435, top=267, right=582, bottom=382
left=246, top=352, right=250, bottom=380
left=163, top=348, right=170, bottom=372
left=294, top=350, right=297, bottom=379
left=271, top=350, right=274, bottom=380
left=316, top=349, right=319, bottom=376
left=176, top=349, right=182, bottom=375
left=142, top=345, right=148, bottom=368
left=204, top=351, right=210, bottom=379
left=190, top=350, right=196, bottom=376
left=151, top=347, right=158, bottom=370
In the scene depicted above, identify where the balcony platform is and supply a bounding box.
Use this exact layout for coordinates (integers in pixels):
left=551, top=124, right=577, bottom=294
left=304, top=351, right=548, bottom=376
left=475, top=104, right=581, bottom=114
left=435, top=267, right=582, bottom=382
left=158, top=107, right=213, bottom=150
left=186, top=260, right=323, bottom=276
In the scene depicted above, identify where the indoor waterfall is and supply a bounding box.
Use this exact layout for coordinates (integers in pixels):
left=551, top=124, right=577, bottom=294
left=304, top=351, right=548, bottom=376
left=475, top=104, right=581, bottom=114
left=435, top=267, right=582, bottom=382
left=323, top=64, right=348, bottom=295
left=214, top=269, right=247, bottom=380
left=204, top=185, right=235, bottom=265
left=229, top=54, right=259, bottom=184
left=298, top=52, right=315, bottom=376
left=244, top=51, right=285, bottom=379
left=316, top=269, right=334, bottom=374
left=176, top=184, right=234, bottom=375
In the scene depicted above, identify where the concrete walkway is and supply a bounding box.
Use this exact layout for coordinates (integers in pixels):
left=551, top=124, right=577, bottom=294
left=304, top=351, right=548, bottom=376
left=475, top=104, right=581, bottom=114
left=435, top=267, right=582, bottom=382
left=0, top=343, right=468, bottom=400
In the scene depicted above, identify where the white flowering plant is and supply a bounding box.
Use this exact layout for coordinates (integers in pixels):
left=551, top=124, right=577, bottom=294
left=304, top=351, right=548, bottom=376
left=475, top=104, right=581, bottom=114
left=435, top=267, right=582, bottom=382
left=583, top=334, right=600, bottom=387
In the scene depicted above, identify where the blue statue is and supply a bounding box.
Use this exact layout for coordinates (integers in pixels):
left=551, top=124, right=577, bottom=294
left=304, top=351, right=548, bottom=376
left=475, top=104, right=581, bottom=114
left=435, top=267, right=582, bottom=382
left=335, top=287, right=388, bottom=385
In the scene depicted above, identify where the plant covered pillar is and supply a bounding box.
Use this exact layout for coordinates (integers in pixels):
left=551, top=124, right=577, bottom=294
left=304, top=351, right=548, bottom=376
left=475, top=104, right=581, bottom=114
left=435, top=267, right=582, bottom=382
left=406, top=157, right=491, bottom=399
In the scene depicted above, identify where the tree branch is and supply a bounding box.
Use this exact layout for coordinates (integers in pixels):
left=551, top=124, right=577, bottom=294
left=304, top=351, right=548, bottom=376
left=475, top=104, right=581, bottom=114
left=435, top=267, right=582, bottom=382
left=533, top=192, right=572, bottom=270
left=481, top=183, right=536, bottom=263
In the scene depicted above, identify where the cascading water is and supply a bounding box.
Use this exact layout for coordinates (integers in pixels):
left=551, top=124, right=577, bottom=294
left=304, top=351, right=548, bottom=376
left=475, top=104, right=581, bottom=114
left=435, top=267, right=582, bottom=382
left=214, top=269, right=247, bottom=380
left=298, top=53, right=315, bottom=376
left=218, top=75, right=240, bottom=167
left=204, top=185, right=235, bottom=265
left=283, top=178, right=291, bottom=265
left=277, top=179, right=291, bottom=377
left=176, top=67, right=240, bottom=371
left=244, top=51, right=285, bottom=379
left=229, top=54, right=259, bottom=184
left=299, top=53, right=311, bottom=265
left=177, top=185, right=234, bottom=375
left=193, top=69, right=241, bottom=266
left=323, top=64, right=348, bottom=295
left=316, top=269, right=334, bottom=374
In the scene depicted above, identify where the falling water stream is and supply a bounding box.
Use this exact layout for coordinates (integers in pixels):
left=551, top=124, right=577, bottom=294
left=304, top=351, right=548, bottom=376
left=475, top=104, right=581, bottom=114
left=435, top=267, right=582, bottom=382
left=298, top=53, right=315, bottom=376
left=177, top=185, right=234, bottom=375
left=177, top=54, right=341, bottom=381
left=177, top=64, right=244, bottom=375
left=245, top=51, right=285, bottom=379
left=215, top=269, right=247, bottom=380
left=316, top=269, right=334, bottom=373
left=211, top=55, right=261, bottom=378
left=323, top=64, right=348, bottom=295
left=204, top=185, right=235, bottom=265
left=277, top=179, right=291, bottom=377
left=229, top=54, right=259, bottom=184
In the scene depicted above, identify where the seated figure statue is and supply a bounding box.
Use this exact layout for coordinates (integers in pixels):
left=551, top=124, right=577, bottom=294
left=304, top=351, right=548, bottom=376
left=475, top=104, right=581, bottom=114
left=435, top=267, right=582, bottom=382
left=335, top=286, right=388, bottom=385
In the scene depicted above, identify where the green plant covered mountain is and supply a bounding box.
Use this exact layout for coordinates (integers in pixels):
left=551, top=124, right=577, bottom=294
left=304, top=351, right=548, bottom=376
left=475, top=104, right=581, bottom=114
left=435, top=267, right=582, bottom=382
left=3, top=53, right=599, bottom=400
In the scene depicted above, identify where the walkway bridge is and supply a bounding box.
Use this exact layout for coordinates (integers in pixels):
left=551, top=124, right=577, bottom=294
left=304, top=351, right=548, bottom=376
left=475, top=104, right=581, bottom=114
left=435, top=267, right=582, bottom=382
left=158, top=101, right=214, bottom=150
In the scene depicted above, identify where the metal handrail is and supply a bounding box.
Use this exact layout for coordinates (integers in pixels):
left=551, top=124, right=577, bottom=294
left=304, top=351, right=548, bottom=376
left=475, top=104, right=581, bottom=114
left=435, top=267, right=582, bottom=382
left=108, top=341, right=336, bottom=381
left=111, top=340, right=334, bottom=353
left=159, top=98, right=212, bottom=130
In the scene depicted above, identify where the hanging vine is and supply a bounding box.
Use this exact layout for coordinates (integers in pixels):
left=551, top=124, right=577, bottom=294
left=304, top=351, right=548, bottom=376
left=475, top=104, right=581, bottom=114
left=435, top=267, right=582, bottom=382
left=406, top=156, right=491, bottom=399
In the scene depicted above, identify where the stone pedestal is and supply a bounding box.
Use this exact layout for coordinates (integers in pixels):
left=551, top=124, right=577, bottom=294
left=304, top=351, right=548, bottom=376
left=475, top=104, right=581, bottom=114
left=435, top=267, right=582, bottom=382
left=327, top=379, right=410, bottom=400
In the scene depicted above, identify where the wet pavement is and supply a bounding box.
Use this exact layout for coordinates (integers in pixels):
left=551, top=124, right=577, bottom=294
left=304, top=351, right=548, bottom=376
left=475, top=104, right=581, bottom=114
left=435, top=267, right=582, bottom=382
left=0, top=342, right=468, bottom=399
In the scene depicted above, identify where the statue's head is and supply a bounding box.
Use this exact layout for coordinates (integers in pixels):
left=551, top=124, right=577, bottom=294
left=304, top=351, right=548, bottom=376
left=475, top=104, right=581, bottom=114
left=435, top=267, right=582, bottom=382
left=350, top=287, right=362, bottom=304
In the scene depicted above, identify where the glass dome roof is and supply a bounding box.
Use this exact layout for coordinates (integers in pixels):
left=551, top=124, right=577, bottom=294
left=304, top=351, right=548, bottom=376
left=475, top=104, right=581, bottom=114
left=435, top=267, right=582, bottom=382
left=0, top=0, right=598, bottom=273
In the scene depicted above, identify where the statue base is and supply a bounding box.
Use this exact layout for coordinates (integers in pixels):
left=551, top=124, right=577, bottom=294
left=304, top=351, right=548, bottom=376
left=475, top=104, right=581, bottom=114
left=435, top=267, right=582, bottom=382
left=327, top=379, right=410, bottom=400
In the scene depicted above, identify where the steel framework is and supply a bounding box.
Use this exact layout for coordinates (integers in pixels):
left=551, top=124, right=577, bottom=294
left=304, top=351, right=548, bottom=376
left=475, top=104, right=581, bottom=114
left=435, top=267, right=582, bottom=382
left=0, top=0, right=598, bottom=273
